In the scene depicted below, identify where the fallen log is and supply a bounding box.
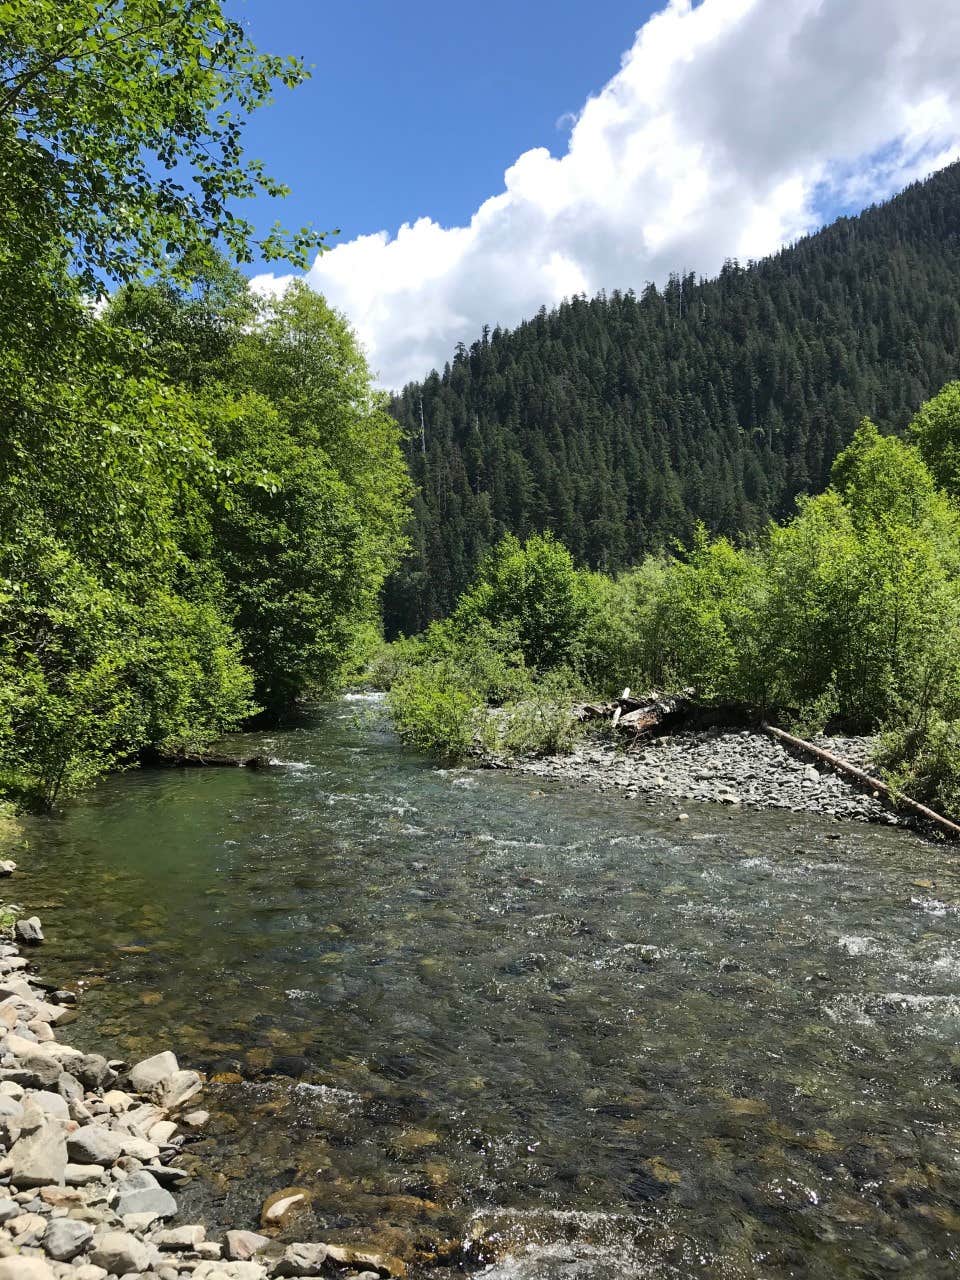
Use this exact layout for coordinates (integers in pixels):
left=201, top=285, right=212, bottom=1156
left=141, top=748, right=269, bottom=770
left=762, top=723, right=960, bottom=840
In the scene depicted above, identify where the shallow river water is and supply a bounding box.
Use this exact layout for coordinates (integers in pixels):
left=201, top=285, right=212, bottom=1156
left=18, top=698, right=960, bottom=1279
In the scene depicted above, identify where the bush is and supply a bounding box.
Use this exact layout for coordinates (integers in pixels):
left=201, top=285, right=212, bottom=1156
left=877, top=714, right=960, bottom=818
left=453, top=533, right=593, bottom=672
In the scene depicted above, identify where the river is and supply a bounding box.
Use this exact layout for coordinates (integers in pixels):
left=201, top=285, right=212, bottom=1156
left=17, top=697, right=960, bottom=1278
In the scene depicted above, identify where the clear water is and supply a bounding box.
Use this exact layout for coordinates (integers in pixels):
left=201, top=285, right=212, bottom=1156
left=18, top=699, right=960, bottom=1278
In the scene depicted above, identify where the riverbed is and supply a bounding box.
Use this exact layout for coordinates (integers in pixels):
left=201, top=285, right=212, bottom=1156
left=18, top=698, right=960, bottom=1278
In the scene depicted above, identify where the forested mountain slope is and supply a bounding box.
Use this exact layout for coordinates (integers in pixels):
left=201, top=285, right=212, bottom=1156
left=384, top=163, right=960, bottom=636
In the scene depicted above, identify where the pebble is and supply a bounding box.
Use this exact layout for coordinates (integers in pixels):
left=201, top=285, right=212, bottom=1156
left=511, top=730, right=892, bottom=825
left=0, top=909, right=409, bottom=1280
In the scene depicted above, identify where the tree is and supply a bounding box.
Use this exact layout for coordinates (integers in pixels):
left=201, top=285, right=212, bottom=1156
left=0, top=0, right=331, bottom=293
left=909, top=381, right=960, bottom=498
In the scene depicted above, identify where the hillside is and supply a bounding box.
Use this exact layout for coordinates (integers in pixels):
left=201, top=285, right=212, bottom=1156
left=384, top=162, right=960, bottom=636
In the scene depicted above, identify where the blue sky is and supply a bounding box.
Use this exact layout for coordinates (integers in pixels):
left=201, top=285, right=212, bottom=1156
left=238, top=0, right=960, bottom=389
left=228, top=1, right=655, bottom=254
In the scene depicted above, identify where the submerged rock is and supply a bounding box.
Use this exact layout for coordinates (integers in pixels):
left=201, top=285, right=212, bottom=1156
left=260, top=1185, right=312, bottom=1228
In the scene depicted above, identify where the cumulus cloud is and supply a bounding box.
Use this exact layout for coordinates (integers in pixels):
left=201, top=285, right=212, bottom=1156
left=252, top=0, right=960, bottom=389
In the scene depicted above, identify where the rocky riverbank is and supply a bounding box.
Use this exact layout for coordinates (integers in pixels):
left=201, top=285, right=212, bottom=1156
left=0, top=880, right=403, bottom=1280
left=506, top=728, right=896, bottom=825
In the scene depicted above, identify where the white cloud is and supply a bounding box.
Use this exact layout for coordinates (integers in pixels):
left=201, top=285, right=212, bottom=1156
left=251, top=0, right=960, bottom=390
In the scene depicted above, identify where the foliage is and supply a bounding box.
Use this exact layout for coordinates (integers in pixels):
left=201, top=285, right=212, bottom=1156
left=877, top=714, right=960, bottom=818
left=384, top=163, right=960, bottom=636
left=910, top=380, right=960, bottom=499
left=0, top=0, right=330, bottom=293
left=383, top=393, right=960, bottom=819
left=451, top=533, right=592, bottom=671
left=491, top=669, right=586, bottom=760
left=0, top=801, right=23, bottom=853
left=0, top=10, right=412, bottom=806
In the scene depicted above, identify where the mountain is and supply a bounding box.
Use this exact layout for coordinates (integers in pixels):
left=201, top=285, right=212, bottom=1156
left=383, top=163, right=960, bottom=637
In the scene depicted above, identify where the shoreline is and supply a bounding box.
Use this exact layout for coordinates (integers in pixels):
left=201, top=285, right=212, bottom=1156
left=0, top=879, right=405, bottom=1280
left=494, top=727, right=900, bottom=827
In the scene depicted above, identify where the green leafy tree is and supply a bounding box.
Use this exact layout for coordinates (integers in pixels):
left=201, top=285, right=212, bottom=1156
left=0, top=0, right=331, bottom=291
left=910, top=381, right=960, bottom=498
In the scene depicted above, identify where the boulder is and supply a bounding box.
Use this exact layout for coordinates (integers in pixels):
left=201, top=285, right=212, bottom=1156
left=224, top=1229, right=271, bottom=1261
left=148, top=1118, right=178, bottom=1143
left=0, top=1260, right=56, bottom=1280
left=157, top=1223, right=206, bottom=1250
left=67, top=1124, right=123, bottom=1166
left=14, top=916, right=43, bottom=945
left=43, top=1215, right=94, bottom=1261
left=8, top=1114, right=67, bottom=1186
left=272, top=1242, right=329, bottom=1276
left=325, top=1244, right=404, bottom=1277
left=192, top=1263, right=266, bottom=1280
left=30, top=1090, right=69, bottom=1121
left=75, top=1054, right=113, bottom=1090
left=3, top=1053, right=62, bottom=1090
left=111, top=1168, right=177, bottom=1219
left=164, top=1067, right=203, bottom=1109
left=89, top=1229, right=152, bottom=1275
left=128, top=1050, right=178, bottom=1097
left=65, top=1163, right=107, bottom=1186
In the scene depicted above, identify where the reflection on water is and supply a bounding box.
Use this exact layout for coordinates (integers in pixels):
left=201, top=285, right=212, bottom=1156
left=20, top=698, right=960, bottom=1277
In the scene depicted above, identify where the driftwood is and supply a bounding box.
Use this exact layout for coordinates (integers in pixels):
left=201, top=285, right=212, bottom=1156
left=141, top=748, right=269, bottom=770
left=762, top=723, right=960, bottom=840
left=577, top=688, right=751, bottom=740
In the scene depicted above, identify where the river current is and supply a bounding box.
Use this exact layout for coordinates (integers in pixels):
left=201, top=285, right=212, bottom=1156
left=18, top=697, right=960, bottom=1278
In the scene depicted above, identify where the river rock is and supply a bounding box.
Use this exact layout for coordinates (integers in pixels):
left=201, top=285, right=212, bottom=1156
left=4, top=1053, right=62, bottom=1090
left=148, top=1118, right=178, bottom=1144
left=325, top=1244, right=400, bottom=1277
left=222, top=1229, right=272, bottom=1261
left=0, top=861, right=15, bottom=877
left=14, top=916, right=43, bottom=945
left=43, top=1215, right=95, bottom=1261
left=272, top=1242, right=329, bottom=1276
left=8, top=1114, right=68, bottom=1186
left=157, top=1223, right=206, bottom=1249
left=30, top=1089, right=69, bottom=1120
left=90, top=1230, right=153, bottom=1274
left=260, top=1186, right=312, bottom=1229
left=0, top=1259, right=56, bottom=1280
left=102, top=1090, right=133, bottom=1113
left=68, top=1124, right=123, bottom=1166
left=164, top=1067, right=203, bottom=1109
left=65, top=1162, right=107, bottom=1185
left=0, top=1199, right=17, bottom=1223
left=75, top=1054, right=113, bottom=1091
left=57, top=1071, right=84, bottom=1105
left=128, top=1050, right=178, bottom=1097
left=193, top=1263, right=267, bottom=1280
left=111, top=1168, right=177, bottom=1219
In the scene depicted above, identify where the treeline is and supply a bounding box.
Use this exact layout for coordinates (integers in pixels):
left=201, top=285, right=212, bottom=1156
left=383, top=384, right=960, bottom=816
left=0, top=2, right=410, bottom=807
left=385, top=162, right=960, bottom=635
